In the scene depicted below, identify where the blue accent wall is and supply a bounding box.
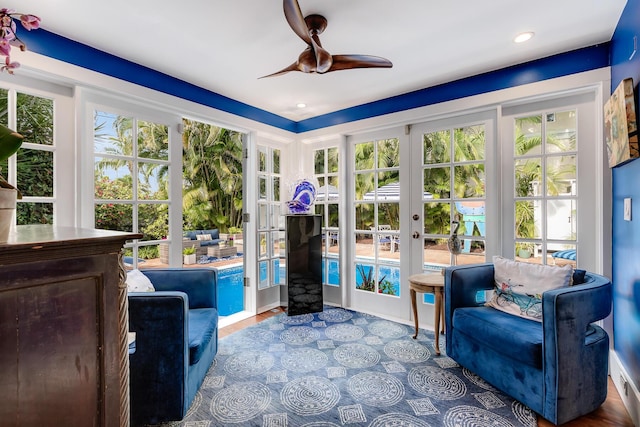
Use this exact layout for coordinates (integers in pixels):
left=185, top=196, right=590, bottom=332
left=18, top=27, right=609, bottom=134
left=610, top=0, right=640, bottom=392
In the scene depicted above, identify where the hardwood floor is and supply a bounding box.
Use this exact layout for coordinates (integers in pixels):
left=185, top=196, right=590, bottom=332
left=219, top=308, right=634, bottom=427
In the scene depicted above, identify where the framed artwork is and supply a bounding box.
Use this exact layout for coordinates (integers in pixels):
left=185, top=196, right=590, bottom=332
left=604, top=77, right=639, bottom=168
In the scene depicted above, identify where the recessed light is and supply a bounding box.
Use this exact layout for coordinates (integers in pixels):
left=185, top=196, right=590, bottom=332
left=514, top=32, right=534, bottom=43
left=296, top=103, right=307, bottom=108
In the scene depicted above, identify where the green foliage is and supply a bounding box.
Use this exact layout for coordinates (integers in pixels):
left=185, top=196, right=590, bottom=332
left=183, top=245, right=196, bottom=255
left=355, top=264, right=387, bottom=293
left=182, top=119, right=244, bottom=231
left=138, top=245, right=159, bottom=260
left=378, top=279, right=397, bottom=296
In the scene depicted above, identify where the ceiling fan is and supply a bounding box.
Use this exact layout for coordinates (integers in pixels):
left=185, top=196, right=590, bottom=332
left=260, top=0, right=393, bottom=78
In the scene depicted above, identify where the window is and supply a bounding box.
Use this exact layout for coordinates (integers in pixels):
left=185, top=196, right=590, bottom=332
left=313, top=146, right=340, bottom=286
left=93, top=110, right=170, bottom=266
left=513, top=110, right=577, bottom=264
left=257, top=145, right=283, bottom=289
left=0, top=88, right=56, bottom=225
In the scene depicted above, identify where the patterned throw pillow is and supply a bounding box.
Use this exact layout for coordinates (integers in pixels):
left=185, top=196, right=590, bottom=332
left=485, top=256, right=573, bottom=321
left=196, top=234, right=212, bottom=241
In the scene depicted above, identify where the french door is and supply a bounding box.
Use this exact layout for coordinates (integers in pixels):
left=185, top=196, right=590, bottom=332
left=500, top=92, right=599, bottom=270
left=348, top=127, right=409, bottom=318
left=345, top=94, right=598, bottom=323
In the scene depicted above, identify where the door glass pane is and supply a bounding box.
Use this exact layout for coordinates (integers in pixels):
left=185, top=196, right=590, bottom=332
left=454, top=125, right=485, bottom=161
left=423, top=130, right=450, bottom=164
left=454, top=163, right=485, bottom=198
left=424, top=202, right=451, bottom=234
left=546, top=111, right=576, bottom=153
left=515, top=158, right=541, bottom=197
left=424, top=167, right=451, bottom=199
left=546, top=155, right=576, bottom=196
left=515, top=115, right=542, bottom=155
left=547, top=199, right=576, bottom=240
left=355, top=172, right=374, bottom=201
left=377, top=138, right=399, bottom=168
left=328, top=147, right=339, bottom=172
left=314, top=150, right=325, bottom=174
left=355, top=142, right=374, bottom=170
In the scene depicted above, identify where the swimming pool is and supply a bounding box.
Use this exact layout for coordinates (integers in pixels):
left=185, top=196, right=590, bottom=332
left=214, top=258, right=447, bottom=317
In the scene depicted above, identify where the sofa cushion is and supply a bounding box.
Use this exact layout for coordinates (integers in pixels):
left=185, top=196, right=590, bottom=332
left=203, top=229, right=219, bottom=240
left=486, top=256, right=573, bottom=321
left=188, top=307, right=219, bottom=365
left=453, top=306, right=543, bottom=368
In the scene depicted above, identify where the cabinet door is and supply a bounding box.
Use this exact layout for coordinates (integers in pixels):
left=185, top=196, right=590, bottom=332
left=0, top=276, right=101, bottom=427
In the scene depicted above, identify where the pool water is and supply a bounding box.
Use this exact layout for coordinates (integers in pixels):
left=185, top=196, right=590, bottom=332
left=215, top=258, right=459, bottom=316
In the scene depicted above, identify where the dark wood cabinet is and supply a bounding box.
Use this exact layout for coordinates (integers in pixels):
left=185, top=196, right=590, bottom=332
left=0, top=226, right=141, bottom=427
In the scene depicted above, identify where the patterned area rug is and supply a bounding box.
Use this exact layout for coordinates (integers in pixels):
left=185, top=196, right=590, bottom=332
left=156, top=307, right=537, bottom=427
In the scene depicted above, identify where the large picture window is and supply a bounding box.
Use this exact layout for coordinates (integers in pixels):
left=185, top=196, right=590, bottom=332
left=93, top=109, right=171, bottom=266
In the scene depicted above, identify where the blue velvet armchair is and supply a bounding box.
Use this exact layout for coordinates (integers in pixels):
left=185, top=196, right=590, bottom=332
left=128, top=268, right=219, bottom=426
left=445, top=263, right=612, bottom=425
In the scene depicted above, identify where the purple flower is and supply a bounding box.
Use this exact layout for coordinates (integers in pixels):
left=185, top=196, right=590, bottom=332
left=0, top=9, right=40, bottom=73
left=0, top=39, right=11, bottom=57
left=1, top=56, right=20, bottom=74
left=20, top=15, right=40, bottom=31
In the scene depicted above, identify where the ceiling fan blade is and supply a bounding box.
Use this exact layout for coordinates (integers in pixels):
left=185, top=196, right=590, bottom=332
left=258, top=62, right=300, bottom=79
left=259, top=47, right=317, bottom=78
left=310, top=34, right=333, bottom=73
left=328, top=55, right=393, bottom=72
left=283, top=0, right=312, bottom=45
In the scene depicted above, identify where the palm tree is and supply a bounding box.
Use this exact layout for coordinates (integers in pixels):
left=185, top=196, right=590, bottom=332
left=182, top=119, right=243, bottom=231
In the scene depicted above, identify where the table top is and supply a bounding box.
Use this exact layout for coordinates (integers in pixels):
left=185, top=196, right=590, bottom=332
left=408, top=272, right=445, bottom=288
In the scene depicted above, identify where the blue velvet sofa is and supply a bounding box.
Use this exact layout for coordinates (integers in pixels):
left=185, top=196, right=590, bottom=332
left=445, top=263, right=612, bottom=425
left=128, top=268, right=219, bottom=426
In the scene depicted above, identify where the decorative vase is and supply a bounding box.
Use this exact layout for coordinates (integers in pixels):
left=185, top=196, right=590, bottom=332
left=183, top=254, right=196, bottom=265
left=447, top=220, right=462, bottom=265
left=0, top=187, right=17, bottom=243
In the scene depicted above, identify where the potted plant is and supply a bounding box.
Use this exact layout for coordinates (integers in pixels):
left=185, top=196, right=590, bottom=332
left=516, top=242, right=534, bottom=259
left=0, top=124, right=24, bottom=243
left=183, top=245, right=196, bottom=265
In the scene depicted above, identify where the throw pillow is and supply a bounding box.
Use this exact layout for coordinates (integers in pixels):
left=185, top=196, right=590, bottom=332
left=486, top=255, right=573, bottom=321
left=196, top=234, right=212, bottom=241
left=126, top=269, right=155, bottom=293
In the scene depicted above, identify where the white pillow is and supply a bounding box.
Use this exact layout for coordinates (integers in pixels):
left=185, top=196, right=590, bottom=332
left=485, top=255, right=573, bottom=321
left=126, top=269, right=155, bottom=293
left=196, top=234, right=212, bottom=241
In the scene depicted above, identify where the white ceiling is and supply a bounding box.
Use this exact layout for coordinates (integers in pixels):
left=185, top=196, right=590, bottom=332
left=4, top=0, right=628, bottom=122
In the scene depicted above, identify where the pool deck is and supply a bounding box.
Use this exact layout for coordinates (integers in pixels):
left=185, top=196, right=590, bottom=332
left=134, top=238, right=574, bottom=271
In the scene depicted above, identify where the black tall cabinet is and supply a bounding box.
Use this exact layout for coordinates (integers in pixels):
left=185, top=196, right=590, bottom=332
left=285, top=214, right=323, bottom=315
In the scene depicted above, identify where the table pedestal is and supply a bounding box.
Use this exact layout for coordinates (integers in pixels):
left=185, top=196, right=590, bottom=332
left=409, top=272, right=445, bottom=355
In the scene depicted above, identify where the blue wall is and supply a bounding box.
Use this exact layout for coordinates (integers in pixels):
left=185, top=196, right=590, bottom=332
left=610, top=0, right=640, bottom=389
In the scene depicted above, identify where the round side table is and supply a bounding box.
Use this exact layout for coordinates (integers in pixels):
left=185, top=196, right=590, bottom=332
left=408, top=272, right=445, bottom=355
